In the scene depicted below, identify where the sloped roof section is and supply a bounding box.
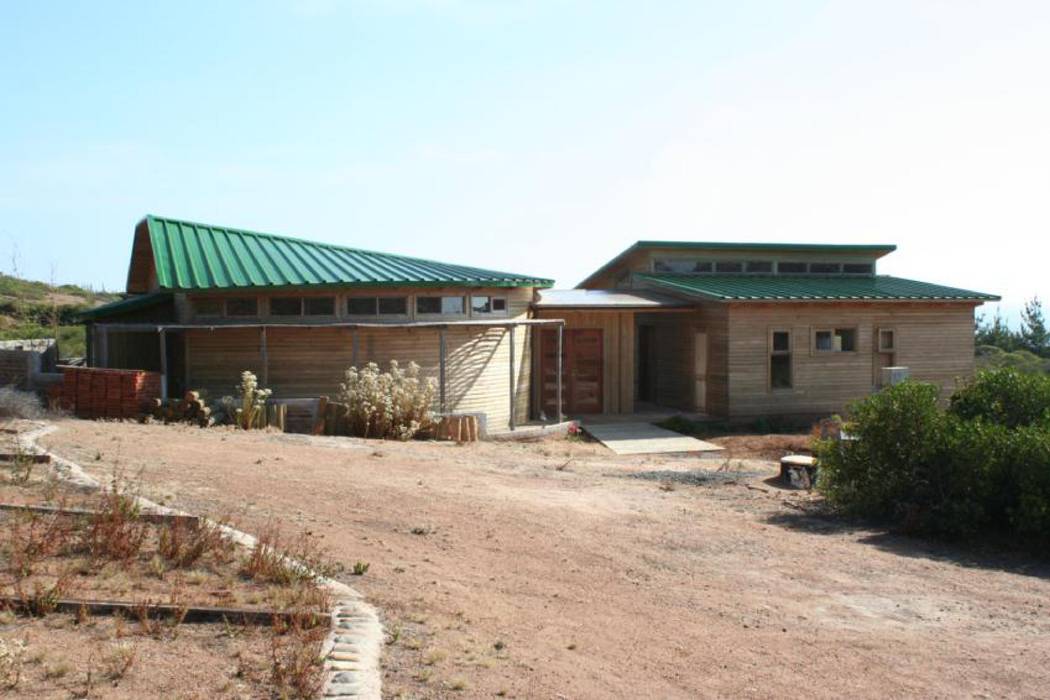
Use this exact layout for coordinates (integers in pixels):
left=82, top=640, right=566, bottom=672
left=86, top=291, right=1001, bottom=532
left=134, top=215, right=553, bottom=292
left=78, top=291, right=174, bottom=321
left=534, top=288, right=691, bottom=309
left=637, top=274, right=999, bottom=302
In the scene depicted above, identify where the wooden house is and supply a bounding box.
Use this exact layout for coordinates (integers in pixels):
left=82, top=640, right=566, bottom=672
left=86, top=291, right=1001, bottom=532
left=532, top=241, right=999, bottom=423
left=81, top=215, right=555, bottom=433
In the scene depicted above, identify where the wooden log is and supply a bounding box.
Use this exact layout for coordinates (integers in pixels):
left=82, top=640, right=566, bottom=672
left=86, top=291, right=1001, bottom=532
left=184, top=390, right=200, bottom=403
left=0, top=596, right=329, bottom=627
left=0, top=454, right=51, bottom=464
left=313, top=396, right=329, bottom=436
left=0, top=502, right=200, bottom=528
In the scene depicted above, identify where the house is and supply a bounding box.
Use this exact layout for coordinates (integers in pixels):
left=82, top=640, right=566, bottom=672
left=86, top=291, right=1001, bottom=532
left=532, top=241, right=999, bottom=423
left=83, top=218, right=998, bottom=431
left=80, top=215, right=555, bottom=433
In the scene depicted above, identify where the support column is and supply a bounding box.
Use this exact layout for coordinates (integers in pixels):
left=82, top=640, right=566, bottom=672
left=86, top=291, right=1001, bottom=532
left=159, top=328, right=168, bottom=400
left=260, top=327, right=269, bottom=387
left=351, top=330, right=360, bottom=368
left=556, top=323, right=564, bottom=422
left=438, top=328, right=447, bottom=414
left=508, top=325, right=516, bottom=431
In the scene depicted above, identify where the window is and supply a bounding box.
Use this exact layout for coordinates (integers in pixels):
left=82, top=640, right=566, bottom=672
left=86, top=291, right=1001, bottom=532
left=377, top=297, right=408, bottom=315
left=715, top=261, right=744, bottom=273
left=746, top=261, right=773, bottom=273
left=270, top=297, right=302, bottom=316
left=653, top=259, right=712, bottom=273
left=809, top=262, right=841, bottom=274
left=878, top=328, right=895, bottom=352
left=843, top=263, right=874, bottom=275
left=815, top=328, right=857, bottom=352
left=777, top=261, right=807, bottom=274
left=304, top=297, right=335, bottom=316
left=471, top=295, right=508, bottom=315
left=347, top=297, right=377, bottom=316
left=770, top=330, right=792, bottom=389
left=417, top=296, right=464, bottom=315
left=225, top=297, right=258, bottom=316
left=194, top=298, right=222, bottom=317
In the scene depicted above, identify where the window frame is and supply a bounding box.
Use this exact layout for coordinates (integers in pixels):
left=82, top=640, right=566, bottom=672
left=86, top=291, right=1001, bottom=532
left=225, top=297, right=259, bottom=317
left=193, top=297, right=223, bottom=319
left=877, top=327, right=896, bottom=353
left=813, top=327, right=859, bottom=353
left=415, top=295, right=467, bottom=318
left=303, top=296, right=336, bottom=317
left=769, top=328, right=793, bottom=391
left=269, top=296, right=304, bottom=317
left=470, top=295, right=508, bottom=317
left=345, top=295, right=410, bottom=319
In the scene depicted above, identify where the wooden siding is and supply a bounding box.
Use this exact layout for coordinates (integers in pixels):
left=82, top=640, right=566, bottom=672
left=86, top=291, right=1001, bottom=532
left=725, top=302, right=978, bottom=420
left=531, top=310, right=635, bottom=415
left=180, top=286, right=536, bottom=432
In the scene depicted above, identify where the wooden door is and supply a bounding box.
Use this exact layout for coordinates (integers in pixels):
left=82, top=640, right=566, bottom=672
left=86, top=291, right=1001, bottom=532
left=540, top=329, right=604, bottom=415
left=693, top=331, right=708, bottom=412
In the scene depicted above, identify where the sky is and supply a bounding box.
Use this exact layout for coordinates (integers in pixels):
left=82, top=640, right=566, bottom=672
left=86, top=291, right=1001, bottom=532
left=1, top=1, right=1047, bottom=324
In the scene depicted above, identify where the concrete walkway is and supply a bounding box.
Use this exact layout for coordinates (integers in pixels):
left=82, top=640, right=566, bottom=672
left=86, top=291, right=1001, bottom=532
left=581, top=421, right=724, bottom=455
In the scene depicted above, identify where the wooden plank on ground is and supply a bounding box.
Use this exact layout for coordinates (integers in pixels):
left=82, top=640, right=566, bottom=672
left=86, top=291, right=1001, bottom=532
left=0, top=503, right=200, bottom=528
left=582, top=422, right=724, bottom=456
left=0, top=596, right=330, bottom=626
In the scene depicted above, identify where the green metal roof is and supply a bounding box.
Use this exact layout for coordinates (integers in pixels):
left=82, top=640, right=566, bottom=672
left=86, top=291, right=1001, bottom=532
left=577, top=240, right=896, bottom=288
left=78, top=291, right=173, bottom=321
left=637, top=274, right=1000, bottom=302
left=140, top=215, right=553, bottom=291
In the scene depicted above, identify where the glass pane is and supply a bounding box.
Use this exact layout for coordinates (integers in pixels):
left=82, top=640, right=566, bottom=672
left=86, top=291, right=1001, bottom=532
left=194, top=298, right=222, bottom=317
left=378, top=297, right=407, bottom=315
left=304, top=297, right=335, bottom=316
left=416, top=297, right=441, bottom=314
left=347, top=297, right=378, bottom=316
left=441, top=296, right=464, bottom=314
left=471, top=296, right=492, bottom=313
left=815, top=331, right=833, bottom=351
left=836, top=328, right=857, bottom=352
left=226, top=297, right=258, bottom=316
left=270, top=297, right=302, bottom=316
left=843, top=263, right=873, bottom=274
left=771, top=354, right=792, bottom=388
left=772, top=331, right=790, bottom=352
left=810, top=262, right=841, bottom=274
left=880, top=329, right=894, bottom=350
left=746, top=261, right=773, bottom=273
left=654, top=259, right=705, bottom=273
left=492, top=298, right=507, bottom=311
left=715, top=261, right=744, bottom=273
left=778, top=261, right=807, bottom=274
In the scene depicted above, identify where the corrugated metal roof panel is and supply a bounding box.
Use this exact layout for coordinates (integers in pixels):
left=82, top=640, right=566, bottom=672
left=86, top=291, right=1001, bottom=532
left=143, top=215, right=553, bottom=290
left=636, top=274, right=999, bottom=302
left=534, top=289, right=691, bottom=308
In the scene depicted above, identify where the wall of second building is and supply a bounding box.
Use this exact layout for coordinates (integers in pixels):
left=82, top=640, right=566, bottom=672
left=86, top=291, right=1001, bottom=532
left=725, top=301, right=978, bottom=421
left=182, top=322, right=532, bottom=433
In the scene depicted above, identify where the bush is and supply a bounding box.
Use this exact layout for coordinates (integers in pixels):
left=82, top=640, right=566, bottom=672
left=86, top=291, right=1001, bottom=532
left=0, top=387, right=44, bottom=419
left=817, top=378, right=1050, bottom=545
left=338, top=360, right=436, bottom=440
left=949, top=367, right=1050, bottom=428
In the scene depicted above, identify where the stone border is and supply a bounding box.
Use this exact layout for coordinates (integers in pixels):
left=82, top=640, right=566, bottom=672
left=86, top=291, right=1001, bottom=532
left=15, top=422, right=383, bottom=700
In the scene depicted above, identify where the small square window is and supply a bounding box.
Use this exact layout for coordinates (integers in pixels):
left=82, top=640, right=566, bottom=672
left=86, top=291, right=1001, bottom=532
left=472, top=296, right=492, bottom=313
left=270, top=297, right=302, bottom=316
left=226, top=297, right=258, bottom=316
left=492, top=298, right=507, bottom=312
left=347, top=297, right=378, bottom=316
left=194, top=298, right=222, bottom=317
left=816, top=328, right=856, bottom=352
left=772, top=331, right=790, bottom=352
left=304, top=297, right=335, bottom=316
left=378, top=297, right=407, bottom=315
left=844, top=263, right=874, bottom=274
left=879, top=329, right=895, bottom=351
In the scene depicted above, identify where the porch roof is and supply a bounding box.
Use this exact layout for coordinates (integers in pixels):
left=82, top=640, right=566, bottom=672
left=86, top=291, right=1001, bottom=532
left=637, top=274, right=1000, bottom=302
left=534, top=288, right=691, bottom=309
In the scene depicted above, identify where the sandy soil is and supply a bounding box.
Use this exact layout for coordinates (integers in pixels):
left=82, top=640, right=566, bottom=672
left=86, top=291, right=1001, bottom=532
left=40, top=419, right=1050, bottom=699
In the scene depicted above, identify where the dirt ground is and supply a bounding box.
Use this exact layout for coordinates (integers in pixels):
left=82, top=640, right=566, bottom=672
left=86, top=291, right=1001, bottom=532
left=39, top=419, right=1050, bottom=699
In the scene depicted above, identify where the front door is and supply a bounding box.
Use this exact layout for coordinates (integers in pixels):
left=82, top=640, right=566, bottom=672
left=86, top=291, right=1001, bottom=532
left=540, top=329, right=604, bottom=416
left=694, top=331, right=708, bottom=412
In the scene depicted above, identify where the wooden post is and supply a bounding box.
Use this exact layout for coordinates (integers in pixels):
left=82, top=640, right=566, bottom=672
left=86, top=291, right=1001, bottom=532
left=351, top=330, right=359, bottom=367
left=556, top=322, right=563, bottom=422
left=508, top=325, right=516, bottom=431
left=98, top=325, right=109, bottom=368
left=260, top=327, right=269, bottom=387
left=438, top=328, right=447, bottom=414
left=159, top=328, right=168, bottom=400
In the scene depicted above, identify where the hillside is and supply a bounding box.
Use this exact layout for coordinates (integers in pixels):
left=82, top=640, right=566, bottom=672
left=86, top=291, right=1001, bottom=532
left=0, top=273, right=120, bottom=358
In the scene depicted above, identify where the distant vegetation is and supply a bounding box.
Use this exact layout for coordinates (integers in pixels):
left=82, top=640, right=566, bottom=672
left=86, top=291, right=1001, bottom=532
left=0, top=272, right=119, bottom=359
left=975, top=296, right=1050, bottom=374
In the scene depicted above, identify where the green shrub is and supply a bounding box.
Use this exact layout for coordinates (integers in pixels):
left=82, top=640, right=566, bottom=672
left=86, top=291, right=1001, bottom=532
left=338, top=360, right=436, bottom=440
left=949, top=367, right=1050, bottom=428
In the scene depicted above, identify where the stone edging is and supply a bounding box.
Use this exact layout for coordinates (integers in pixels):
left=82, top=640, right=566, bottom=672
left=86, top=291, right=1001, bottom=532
left=16, top=422, right=383, bottom=700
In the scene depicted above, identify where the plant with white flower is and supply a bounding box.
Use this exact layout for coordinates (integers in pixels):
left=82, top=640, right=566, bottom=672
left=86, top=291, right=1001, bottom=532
left=339, top=360, right=435, bottom=439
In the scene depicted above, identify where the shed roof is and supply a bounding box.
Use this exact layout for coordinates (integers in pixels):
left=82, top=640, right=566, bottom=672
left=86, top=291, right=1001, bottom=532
left=637, top=274, right=999, bottom=302
left=534, top=288, right=691, bottom=309
left=130, top=215, right=553, bottom=292
left=78, top=291, right=173, bottom=321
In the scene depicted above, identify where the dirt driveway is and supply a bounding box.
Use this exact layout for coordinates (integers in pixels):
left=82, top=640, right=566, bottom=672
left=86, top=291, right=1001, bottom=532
left=41, top=419, right=1050, bottom=699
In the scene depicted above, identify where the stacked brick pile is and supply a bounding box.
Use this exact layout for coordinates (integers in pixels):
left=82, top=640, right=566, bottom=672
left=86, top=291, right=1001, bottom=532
left=56, top=367, right=162, bottom=419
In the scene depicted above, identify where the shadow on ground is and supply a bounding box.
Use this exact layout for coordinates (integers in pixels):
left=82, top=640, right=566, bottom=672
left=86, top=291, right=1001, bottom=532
left=767, top=508, right=1050, bottom=580
left=615, top=469, right=764, bottom=486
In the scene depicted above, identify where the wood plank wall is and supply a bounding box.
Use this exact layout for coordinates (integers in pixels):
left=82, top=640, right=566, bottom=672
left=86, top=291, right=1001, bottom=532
left=725, top=301, right=978, bottom=420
